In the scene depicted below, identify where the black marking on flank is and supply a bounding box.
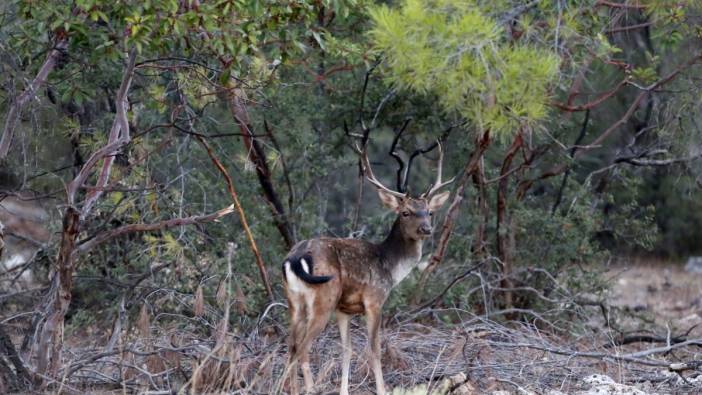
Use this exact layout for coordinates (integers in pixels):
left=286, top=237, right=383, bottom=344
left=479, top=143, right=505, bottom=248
left=283, top=253, right=333, bottom=285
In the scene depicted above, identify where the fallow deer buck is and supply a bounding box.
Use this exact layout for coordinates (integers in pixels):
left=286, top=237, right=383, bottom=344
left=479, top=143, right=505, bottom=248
left=281, top=129, right=453, bottom=395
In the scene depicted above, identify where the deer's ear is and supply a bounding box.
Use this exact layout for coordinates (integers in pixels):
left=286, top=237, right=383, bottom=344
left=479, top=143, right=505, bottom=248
left=428, top=191, right=450, bottom=211
left=377, top=189, right=401, bottom=211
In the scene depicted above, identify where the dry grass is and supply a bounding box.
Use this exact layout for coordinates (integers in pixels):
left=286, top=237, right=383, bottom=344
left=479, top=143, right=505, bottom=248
left=8, top=257, right=702, bottom=394
left=55, top=305, right=702, bottom=394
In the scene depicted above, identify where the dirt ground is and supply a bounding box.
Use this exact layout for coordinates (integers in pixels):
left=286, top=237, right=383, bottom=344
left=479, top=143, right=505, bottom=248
left=606, top=258, right=702, bottom=334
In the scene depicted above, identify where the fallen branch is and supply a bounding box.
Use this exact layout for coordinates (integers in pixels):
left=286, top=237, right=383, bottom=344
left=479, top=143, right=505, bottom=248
left=609, top=334, right=688, bottom=347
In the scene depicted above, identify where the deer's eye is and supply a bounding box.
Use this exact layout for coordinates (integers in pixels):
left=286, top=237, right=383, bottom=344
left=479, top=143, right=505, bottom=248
left=402, top=210, right=410, bottom=217
left=429, top=211, right=434, bottom=216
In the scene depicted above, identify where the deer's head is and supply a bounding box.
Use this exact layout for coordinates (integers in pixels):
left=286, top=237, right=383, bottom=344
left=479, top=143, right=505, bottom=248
left=352, top=122, right=454, bottom=241
left=376, top=190, right=450, bottom=240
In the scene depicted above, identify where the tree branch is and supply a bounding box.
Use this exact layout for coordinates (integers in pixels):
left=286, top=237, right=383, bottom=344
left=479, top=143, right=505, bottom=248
left=0, top=38, right=68, bottom=159
left=67, top=49, right=137, bottom=208
left=74, top=205, right=235, bottom=255
left=193, top=134, right=274, bottom=301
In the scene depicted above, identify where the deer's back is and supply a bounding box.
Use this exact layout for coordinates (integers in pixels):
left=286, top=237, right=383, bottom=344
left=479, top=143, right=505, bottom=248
left=286, top=237, right=391, bottom=314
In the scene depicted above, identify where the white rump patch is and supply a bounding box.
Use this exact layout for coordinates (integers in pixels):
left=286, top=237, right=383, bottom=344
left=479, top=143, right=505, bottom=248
left=284, top=261, right=309, bottom=294
left=300, top=258, right=310, bottom=273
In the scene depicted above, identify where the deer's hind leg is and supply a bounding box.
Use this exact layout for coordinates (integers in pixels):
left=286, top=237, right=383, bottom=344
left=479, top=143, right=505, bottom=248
left=295, top=289, right=337, bottom=393
left=285, top=291, right=307, bottom=395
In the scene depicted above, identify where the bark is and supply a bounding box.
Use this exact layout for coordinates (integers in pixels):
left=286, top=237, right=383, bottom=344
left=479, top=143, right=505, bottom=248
left=495, top=132, right=524, bottom=309
left=34, top=50, right=136, bottom=381
left=0, top=38, right=68, bottom=159
left=227, top=92, right=294, bottom=249
left=36, top=206, right=79, bottom=378
left=471, top=158, right=489, bottom=256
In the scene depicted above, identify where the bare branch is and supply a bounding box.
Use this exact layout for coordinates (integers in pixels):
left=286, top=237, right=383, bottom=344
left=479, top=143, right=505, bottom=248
left=614, top=152, right=702, bottom=167
left=74, top=205, right=235, bottom=255
left=389, top=119, right=410, bottom=192
left=193, top=134, right=274, bottom=301
left=551, top=79, right=628, bottom=112
left=0, top=38, right=68, bottom=159
left=357, top=141, right=407, bottom=198
left=68, top=49, right=137, bottom=208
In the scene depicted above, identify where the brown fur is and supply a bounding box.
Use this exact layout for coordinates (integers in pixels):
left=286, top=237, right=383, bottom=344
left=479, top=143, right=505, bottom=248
left=282, top=189, right=450, bottom=395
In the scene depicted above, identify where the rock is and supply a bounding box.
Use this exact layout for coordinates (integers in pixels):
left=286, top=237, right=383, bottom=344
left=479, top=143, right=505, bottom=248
left=579, top=374, right=646, bottom=395
left=685, top=256, right=702, bottom=273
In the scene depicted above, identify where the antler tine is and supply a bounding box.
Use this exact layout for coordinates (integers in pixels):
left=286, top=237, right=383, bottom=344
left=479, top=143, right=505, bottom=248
left=358, top=143, right=407, bottom=198
left=424, top=141, right=455, bottom=197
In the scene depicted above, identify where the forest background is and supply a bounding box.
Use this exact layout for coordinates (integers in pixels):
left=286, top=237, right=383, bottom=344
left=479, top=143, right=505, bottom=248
left=1, top=0, right=701, bottom=393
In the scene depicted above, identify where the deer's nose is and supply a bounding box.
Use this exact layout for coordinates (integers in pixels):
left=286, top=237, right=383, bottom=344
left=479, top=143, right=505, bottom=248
left=419, top=224, right=432, bottom=235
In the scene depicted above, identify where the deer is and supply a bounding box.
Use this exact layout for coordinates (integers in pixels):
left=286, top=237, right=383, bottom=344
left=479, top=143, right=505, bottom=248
left=280, top=125, right=454, bottom=395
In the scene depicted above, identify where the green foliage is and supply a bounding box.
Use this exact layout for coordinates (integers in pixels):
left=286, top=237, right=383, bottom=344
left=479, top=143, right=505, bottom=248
left=369, top=0, right=560, bottom=137
left=1, top=0, right=702, bottom=348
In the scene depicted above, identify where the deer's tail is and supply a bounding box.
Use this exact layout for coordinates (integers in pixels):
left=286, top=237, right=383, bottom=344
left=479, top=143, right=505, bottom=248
left=283, top=254, right=333, bottom=285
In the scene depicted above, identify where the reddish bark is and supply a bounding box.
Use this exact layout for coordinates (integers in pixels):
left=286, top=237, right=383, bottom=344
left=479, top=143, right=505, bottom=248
left=36, top=207, right=79, bottom=377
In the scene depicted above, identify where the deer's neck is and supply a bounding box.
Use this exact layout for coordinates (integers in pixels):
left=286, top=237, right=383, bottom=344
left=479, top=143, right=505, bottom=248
left=379, top=218, right=423, bottom=286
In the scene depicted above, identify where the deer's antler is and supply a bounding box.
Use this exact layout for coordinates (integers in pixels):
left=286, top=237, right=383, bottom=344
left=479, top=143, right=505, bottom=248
left=422, top=141, right=455, bottom=198
left=347, top=121, right=407, bottom=198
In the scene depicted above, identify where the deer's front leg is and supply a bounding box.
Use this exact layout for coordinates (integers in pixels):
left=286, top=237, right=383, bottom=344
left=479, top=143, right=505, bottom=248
left=365, top=306, right=386, bottom=395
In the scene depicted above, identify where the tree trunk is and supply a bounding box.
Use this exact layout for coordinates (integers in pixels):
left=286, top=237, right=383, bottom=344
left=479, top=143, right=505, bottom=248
left=35, top=206, right=79, bottom=378
left=0, top=324, right=31, bottom=391
left=227, top=93, right=294, bottom=249
left=495, top=132, right=523, bottom=309
left=471, top=158, right=489, bottom=257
